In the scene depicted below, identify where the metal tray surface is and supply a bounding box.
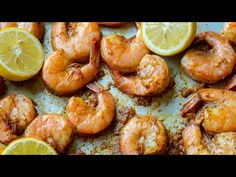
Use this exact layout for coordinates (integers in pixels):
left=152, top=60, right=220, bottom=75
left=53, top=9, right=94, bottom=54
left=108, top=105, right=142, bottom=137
left=5, top=22, right=225, bottom=154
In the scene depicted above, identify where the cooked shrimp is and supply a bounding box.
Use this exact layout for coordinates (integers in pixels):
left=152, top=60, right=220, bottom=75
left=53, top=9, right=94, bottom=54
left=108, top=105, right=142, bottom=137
left=182, top=124, right=209, bottom=155
left=97, top=22, right=125, bottom=26
left=101, top=23, right=150, bottom=73
left=120, top=115, right=167, bottom=155
left=0, top=22, right=44, bottom=40
left=211, top=132, right=236, bottom=154
left=221, top=22, right=236, bottom=44
left=182, top=123, right=236, bottom=155
left=225, top=74, right=236, bottom=91
left=51, top=22, right=101, bottom=62
left=109, top=54, right=171, bottom=96
left=0, top=108, right=17, bottom=145
left=42, top=42, right=100, bottom=96
left=181, top=88, right=236, bottom=133
left=181, top=31, right=236, bottom=84
left=25, top=114, right=74, bottom=153
left=0, top=94, right=37, bottom=145
left=66, top=82, right=115, bottom=135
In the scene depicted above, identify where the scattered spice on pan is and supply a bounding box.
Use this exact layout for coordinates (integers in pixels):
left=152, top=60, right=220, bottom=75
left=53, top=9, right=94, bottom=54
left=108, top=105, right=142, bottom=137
left=133, top=96, right=152, bottom=106
left=92, top=142, right=120, bottom=155
left=113, top=107, right=136, bottom=136
left=119, top=107, right=136, bottom=121
left=167, top=128, right=185, bottom=155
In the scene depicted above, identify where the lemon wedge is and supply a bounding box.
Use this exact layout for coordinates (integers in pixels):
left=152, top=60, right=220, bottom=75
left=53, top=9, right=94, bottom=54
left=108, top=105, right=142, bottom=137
left=141, top=22, right=197, bottom=56
left=2, top=137, right=57, bottom=155
left=0, top=28, right=44, bottom=81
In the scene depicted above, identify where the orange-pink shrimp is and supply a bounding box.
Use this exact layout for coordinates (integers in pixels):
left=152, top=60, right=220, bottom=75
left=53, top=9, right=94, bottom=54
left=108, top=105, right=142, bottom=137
left=42, top=42, right=100, bottom=96
left=120, top=115, right=167, bottom=155
left=101, top=23, right=150, bottom=73
left=181, top=31, right=236, bottom=84
left=109, top=54, right=171, bottom=96
left=25, top=114, right=74, bottom=153
left=181, top=88, right=236, bottom=133
left=0, top=94, right=37, bottom=145
left=51, top=22, right=101, bottom=62
left=181, top=88, right=236, bottom=155
left=182, top=123, right=236, bottom=155
left=66, top=83, right=116, bottom=135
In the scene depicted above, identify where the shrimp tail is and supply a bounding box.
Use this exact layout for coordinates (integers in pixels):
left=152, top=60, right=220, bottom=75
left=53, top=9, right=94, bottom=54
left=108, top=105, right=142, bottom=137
left=226, top=74, right=236, bottom=91
left=89, top=41, right=100, bottom=68
left=180, top=93, right=202, bottom=118
left=108, top=67, right=125, bottom=88
left=86, top=82, right=104, bottom=93
left=135, top=22, right=141, bottom=29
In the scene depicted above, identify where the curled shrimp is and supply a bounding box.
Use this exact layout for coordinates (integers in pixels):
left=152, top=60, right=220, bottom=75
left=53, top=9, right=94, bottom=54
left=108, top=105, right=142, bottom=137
left=97, top=22, right=125, bottom=27
left=120, top=115, right=167, bottom=155
left=182, top=89, right=236, bottom=155
left=0, top=108, right=17, bottom=145
left=42, top=42, right=100, bottom=96
left=182, top=124, right=209, bottom=155
left=101, top=23, right=150, bottom=73
left=66, top=83, right=115, bottom=135
left=109, top=54, right=171, bottom=96
left=183, top=123, right=236, bottom=155
left=0, top=22, right=44, bottom=40
left=25, top=114, right=74, bottom=153
left=0, top=94, right=37, bottom=145
left=181, top=88, right=236, bottom=133
left=51, top=22, right=101, bottom=62
left=221, top=22, right=236, bottom=44
left=181, top=31, right=236, bottom=84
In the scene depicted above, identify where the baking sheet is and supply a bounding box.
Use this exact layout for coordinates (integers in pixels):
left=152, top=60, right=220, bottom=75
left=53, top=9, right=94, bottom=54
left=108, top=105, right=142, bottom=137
left=5, top=22, right=225, bottom=154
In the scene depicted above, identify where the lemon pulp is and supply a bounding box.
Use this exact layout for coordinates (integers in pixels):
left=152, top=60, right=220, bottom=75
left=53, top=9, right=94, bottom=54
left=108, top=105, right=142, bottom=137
left=2, top=137, right=57, bottom=155
left=0, top=28, right=44, bottom=81
left=141, top=22, right=197, bottom=56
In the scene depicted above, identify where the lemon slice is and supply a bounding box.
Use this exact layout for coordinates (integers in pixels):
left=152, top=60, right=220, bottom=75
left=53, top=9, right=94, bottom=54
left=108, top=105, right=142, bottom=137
left=141, top=22, right=197, bottom=56
left=0, top=28, right=44, bottom=81
left=0, top=143, right=5, bottom=154
left=2, top=137, right=57, bottom=155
